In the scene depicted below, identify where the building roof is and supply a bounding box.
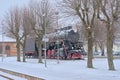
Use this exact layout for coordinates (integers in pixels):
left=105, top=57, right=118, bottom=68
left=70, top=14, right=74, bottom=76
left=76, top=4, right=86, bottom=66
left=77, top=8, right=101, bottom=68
left=0, top=35, right=16, bottom=42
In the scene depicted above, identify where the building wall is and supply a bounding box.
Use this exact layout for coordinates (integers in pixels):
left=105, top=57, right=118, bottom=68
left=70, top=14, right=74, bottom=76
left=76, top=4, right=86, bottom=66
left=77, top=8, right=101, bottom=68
left=0, top=42, right=17, bottom=56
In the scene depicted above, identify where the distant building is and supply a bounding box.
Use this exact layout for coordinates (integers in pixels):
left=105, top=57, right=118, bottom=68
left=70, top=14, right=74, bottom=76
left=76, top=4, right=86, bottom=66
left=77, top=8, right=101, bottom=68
left=0, top=42, right=17, bottom=56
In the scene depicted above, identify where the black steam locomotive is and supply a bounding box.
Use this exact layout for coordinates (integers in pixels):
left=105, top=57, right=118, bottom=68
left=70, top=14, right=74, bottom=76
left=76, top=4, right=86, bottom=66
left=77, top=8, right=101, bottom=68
left=25, top=26, right=86, bottom=59
left=44, top=26, right=86, bottom=59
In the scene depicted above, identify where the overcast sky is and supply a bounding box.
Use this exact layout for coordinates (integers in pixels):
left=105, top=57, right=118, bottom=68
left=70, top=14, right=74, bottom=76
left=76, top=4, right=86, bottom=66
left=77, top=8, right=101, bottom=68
left=0, top=0, right=57, bottom=41
left=0, top=0, right=75, bottom=41
left=0, top=0, right=29, bottom=41
left=0, top=0, right=30, bottom=20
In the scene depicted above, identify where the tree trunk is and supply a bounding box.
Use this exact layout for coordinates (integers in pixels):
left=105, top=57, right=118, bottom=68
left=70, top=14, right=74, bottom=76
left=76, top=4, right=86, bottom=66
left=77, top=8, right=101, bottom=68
left=38, top=38, right=43, bottom=63
left=98, top=41, right=105, bottom=56
left=106, top=25, right=115, bottom=70
left=94, top=44, right=98, bottom=52
left=22, top=36, right=26, bottom=62
left=22, top=47, right=26, bottom=62
left=101, top=43, right=105, bottom=56
left=16, top=37, right=21, bottom=62
left=87, top=30, right=93, bottom=68
left=101, top=48, right=105, bottom=56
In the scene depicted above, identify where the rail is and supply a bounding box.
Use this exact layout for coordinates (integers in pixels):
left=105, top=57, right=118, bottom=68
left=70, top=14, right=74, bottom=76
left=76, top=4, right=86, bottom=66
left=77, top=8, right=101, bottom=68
left=0, top=74, right=14, bottom=80
left=0, top=68, right=44, bottom=80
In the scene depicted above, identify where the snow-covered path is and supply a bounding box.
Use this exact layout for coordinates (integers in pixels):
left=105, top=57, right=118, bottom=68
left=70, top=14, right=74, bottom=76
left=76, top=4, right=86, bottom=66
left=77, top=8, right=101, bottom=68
left=0, top=57, right=120, bottom=80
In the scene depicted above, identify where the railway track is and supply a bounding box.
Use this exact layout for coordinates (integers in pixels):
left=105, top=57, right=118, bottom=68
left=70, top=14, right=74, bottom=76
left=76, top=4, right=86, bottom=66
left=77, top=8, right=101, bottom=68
left=0, top=68, right=44, bottom=80
left=0, top=71, right=27, bottom=80
left=0, top=74, right=13, bottom=80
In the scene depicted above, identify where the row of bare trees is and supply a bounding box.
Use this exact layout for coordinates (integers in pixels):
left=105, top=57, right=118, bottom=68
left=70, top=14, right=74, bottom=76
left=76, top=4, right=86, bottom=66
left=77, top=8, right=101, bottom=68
left=2, top=0, right=56, bottom=63
left=60, top=0, right=120, bottom=70
left=1, top=0, right=120, bottom=70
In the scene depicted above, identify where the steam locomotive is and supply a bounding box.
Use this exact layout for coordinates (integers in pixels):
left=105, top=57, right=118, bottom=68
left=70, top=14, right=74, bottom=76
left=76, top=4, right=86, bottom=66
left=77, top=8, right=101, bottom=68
left=25, top=26, right=86, bottom=59
left=43, top=26, right=86, bottom=59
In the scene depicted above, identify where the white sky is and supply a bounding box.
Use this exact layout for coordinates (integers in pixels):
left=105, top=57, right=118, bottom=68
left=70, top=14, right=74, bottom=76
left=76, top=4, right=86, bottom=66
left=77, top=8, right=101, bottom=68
left=0, top=0, right=75, bottom=41
left=0, top=0, right=29, bottom=19
left=0, top=0, right=58, bottom=41
left=0, top=57, right=120, bottom=80
left=0, top=0, right=30, bottom=41
left=0, top=0, right=56, bottom=20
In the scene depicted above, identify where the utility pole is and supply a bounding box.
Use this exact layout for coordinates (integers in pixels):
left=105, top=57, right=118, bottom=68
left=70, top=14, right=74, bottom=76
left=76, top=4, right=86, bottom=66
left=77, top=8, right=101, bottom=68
left=55, top=11, right=60, bottom=64
left=1, top=22, right=5, bottom=62
left=2, top=32, right=5, bottom=62
left=42, top=0, right=47, bottom=67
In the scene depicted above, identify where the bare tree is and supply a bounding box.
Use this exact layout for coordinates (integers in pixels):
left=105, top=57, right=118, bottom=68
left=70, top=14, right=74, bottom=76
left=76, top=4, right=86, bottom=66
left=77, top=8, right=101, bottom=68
left=76, top=18, right=106, bottom=56
left=29, top=0, right=55, bottom=63
left=21, top=7, right=33, bottom=62
left=114, top=21, right=120, bottom=44
left=3, top=7, right=21, bottom=62
left=61, top=0, right=98, bottom=68
left=94, top=19, right=106, bottom=56
left=97, top=0, right=120, bottom=70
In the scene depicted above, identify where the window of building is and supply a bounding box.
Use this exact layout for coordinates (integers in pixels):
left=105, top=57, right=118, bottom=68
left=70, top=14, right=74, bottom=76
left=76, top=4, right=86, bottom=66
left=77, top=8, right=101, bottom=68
left=6, top=45, right=10, bottom=51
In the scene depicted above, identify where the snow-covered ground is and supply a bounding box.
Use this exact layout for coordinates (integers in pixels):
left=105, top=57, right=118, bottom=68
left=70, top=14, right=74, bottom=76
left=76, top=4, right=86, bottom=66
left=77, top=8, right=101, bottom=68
left=0, top=76, right=7, bottom=80
left=0, top=57, right=120, bottom=80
